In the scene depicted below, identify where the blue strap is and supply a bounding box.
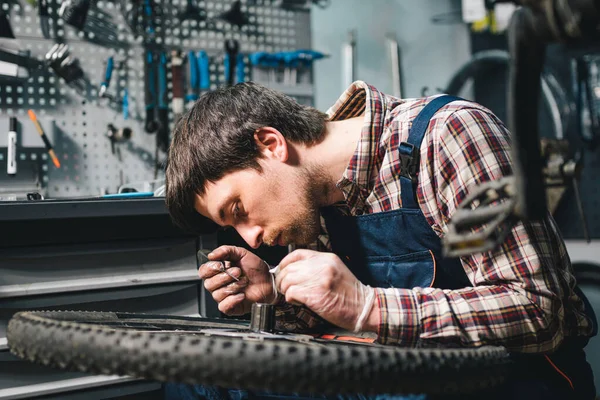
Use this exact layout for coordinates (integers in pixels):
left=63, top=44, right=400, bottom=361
left=400, top=95, right=462, bottom=209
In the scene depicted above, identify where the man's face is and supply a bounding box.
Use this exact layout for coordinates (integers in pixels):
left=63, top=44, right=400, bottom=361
left=195, top=163, right=323, bottom=249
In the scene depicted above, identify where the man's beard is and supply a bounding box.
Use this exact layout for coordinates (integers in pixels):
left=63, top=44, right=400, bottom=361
left=272, top=164, right=332, bottom=247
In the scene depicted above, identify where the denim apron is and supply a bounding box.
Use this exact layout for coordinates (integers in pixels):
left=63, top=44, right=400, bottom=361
left=164, top=96, right=597, bottom=400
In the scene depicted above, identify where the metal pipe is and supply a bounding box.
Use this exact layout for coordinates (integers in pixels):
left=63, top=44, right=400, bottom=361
left=342, top=29, right=356, bottom=88
left=387, top=33, right=403, bottom=98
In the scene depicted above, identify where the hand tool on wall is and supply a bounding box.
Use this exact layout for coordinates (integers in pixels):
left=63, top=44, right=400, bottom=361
left=0, top=9, right=15, bottom=39
left=123, top=88, right=129, bottom=120
left=171, top=50, right=185, bottom=120
left=271, top=52, right=290, bottom=85
left=219, top=0, right=249, bottom=29
left=177, top=0, right=207, bottom=22
left=236, top=53, right=245, bottom=84
left=45, top=43, right=85, bottom=90
left=59, top=0, right=91, bottom=31
left=198, top=50, right=210, bottom=94
left=157, top=52, right=170, bottom=152
left=185, top=50, right=199, bottom=108
left=144, top=50, right=159, bottom=134
left=27, top=110, right=60, bottom=169
left=38, top=0, right=51, bottom=39
left=107, top=123, right=132, bottom=160
left=224, top=39, right=239, bottom=86
left=7, top=117, right=17, bottom=176
left=99, top=56, right=114, bottom=98
left=292, top=49, right=326, bottom=84
left=0, top=48, right=38, bottom=80
left=249, top=51, right=277, bottom=84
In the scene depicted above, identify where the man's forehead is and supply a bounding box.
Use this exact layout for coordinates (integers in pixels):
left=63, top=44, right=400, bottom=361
left=194, top=180, right=225, bottom=216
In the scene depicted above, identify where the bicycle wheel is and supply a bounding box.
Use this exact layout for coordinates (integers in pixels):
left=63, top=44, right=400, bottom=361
left=7, top=310, right=510, bottom=396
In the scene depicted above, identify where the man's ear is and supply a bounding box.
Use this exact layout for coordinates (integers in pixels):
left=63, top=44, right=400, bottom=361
left=254, top=127, right=288, bottom=161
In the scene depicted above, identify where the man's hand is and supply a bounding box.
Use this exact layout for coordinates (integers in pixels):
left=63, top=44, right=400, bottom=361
left=198, top=246, right=276, bottom=315
left=275, top=249, right=377, bottom=332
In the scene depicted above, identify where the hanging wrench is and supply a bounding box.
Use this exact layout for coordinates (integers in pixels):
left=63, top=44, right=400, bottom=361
left=224, top=39, right=239, bottom=86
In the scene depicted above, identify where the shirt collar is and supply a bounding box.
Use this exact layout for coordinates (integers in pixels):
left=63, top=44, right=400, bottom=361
left=326, top=81, right=391, bottom=211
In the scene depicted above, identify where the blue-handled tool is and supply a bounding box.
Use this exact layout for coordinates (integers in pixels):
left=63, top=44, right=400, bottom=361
left=198, top=50, right=210, bottom=93
left=236, top=53, right=245, bottom=84
left=99, top=56, right=114, bottom=98
left=186, top=50, right=199, bottom=108
left=282, top=50, right=327, bottom=85
left=248, top=51, right=277, bottom=84
left=171, top=50, right=185, bottom=118
left=157, top=52, right=169, bottom=152
left=144, top=50, right=159, bottom=133
left=271, top=51, right=291, bottom=85
left=122, top=88, right=129, bottom=120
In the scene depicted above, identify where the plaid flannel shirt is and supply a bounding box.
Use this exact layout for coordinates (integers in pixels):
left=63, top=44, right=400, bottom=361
left=275, top=81, right=593, bottom=353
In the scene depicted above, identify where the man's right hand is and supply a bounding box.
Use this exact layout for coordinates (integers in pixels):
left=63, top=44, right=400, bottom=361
left=198, top=245, right=276, bottom=316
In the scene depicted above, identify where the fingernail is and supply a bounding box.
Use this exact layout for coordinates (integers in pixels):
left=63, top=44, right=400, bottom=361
left=208, top=253, right=214, bottom=258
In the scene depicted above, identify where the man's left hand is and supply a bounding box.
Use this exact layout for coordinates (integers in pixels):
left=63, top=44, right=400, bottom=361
left=275, top=249, right=376, bottom=332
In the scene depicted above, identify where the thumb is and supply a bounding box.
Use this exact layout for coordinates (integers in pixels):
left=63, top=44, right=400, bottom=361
left=278, top=249, right=320, bottom=270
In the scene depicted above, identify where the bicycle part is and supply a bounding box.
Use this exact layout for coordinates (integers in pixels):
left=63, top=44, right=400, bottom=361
left=573, top=57, right=600, bottom=149
left=508, top=7, right=548, bottom=221
left=443, top=49, right=571, bottom=142
left=444, top=176, right=518, bottom=257
left=249, top=303, right=275, bottom=333
left=7, top=310, right=510, bottom=396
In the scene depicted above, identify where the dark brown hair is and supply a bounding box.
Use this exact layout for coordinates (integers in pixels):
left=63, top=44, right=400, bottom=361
left=165, top=82, right=329, bottom=233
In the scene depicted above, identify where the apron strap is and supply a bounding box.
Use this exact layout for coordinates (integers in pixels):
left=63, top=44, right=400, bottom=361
left=400, top=95, right=462, bottom=209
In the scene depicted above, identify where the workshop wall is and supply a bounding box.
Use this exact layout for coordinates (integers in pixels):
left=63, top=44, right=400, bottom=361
left=0, top=0, right=313, bottom=200
left=310, top=0, right=471, bottom=110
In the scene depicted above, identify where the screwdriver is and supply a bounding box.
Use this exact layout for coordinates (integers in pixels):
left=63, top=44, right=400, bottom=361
left=99, top=56, right=114, bottom=98
left=27, top=109, right=60, bottom=168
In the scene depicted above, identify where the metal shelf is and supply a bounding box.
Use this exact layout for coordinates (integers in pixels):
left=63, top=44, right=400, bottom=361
left=0, top=197, right=168, bottom=221
left=0, top=197, right=218, bottom=248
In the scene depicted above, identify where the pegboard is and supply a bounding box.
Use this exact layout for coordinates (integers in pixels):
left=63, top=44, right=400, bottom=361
left=0, top=0, right=313, bottom=198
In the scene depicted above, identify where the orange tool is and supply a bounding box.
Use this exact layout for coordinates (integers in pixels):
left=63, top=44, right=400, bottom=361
left=27, top=109, right=60, bottom=168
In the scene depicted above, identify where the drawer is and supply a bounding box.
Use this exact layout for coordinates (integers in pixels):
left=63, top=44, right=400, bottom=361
left=0, top=237, right=201, bottom=298
left=0, top=352, right=160, bottom=400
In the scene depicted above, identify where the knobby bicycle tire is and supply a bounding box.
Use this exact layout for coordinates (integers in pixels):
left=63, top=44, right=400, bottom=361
left=8, top=311, right=510, bottom=396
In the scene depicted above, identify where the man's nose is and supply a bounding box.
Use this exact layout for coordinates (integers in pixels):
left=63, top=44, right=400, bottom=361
left=237, top=224, right=263, bottom=249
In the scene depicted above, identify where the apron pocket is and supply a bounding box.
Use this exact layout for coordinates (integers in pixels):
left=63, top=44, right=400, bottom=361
left=365, top=250, right=435, bottom=289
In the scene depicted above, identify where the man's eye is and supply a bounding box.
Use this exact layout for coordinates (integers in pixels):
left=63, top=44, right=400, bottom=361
left=232, top=203, right=241, bottom=219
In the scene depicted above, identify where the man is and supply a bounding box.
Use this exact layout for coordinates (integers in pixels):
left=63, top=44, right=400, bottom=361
left=165, top=81, right=596, bottom=399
